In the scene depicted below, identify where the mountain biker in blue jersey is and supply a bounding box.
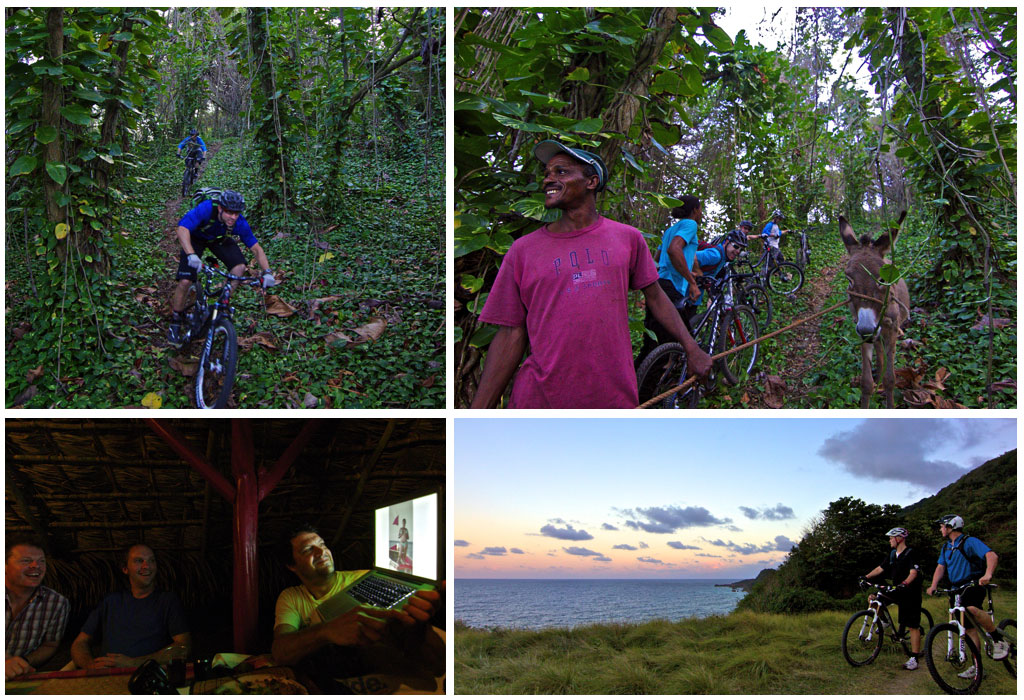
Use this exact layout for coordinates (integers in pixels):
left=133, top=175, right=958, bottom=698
left=761, top=210, right=788, bottom=264
left=177, top=129, right=207, bottom=163
left=694, top=229, right=748, bottom=283
left=167, top=190, right=276, bottom=345
left=925, top=514, right=1009, bottom=678
left=860, top=527, right=924, bottom=670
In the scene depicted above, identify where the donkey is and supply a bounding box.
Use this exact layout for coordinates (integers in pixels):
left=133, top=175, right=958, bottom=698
left=839, top=212, right=910, bottom=409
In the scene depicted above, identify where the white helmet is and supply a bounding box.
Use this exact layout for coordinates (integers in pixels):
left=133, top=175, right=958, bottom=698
left=935, top=514, right=964, bottom=530
left=885, top=527, right=908, bottom=538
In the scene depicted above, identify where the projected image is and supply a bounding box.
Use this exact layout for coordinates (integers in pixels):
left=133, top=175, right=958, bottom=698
left=388, top=507, right=414, bottom=573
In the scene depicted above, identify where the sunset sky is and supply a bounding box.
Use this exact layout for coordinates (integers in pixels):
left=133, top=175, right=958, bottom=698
left=454, top=418, right=1016, bottom=579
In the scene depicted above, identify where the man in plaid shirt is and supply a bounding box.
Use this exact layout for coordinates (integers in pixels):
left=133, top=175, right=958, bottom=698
left=6, top=537, right=69, bottom=680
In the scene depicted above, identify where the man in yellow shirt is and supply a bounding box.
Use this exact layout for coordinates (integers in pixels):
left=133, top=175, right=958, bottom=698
left=271, top=525, right=443, bottom=688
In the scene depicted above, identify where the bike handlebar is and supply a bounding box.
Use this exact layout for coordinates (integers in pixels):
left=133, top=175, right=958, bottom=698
left=931, top=581, right=997, bottom=595
left=200, top=261, right=263, bottom=286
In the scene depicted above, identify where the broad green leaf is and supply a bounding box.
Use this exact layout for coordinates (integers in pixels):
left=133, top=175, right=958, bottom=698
left=9, top=155, right=38, bottom=177
left=879, top=263, right=901, bottom=284
left=61, top=104, right=93, bottom=126
left=646, top=192, right=684, bottom=209
left=565, top=66, right=590, bottom=81
left=454, top=232, right=490, bottom=258
left=573, top=117, right=603, bottom=134
left=55, top=223, right=69, bottom=240
left=35, top=125, right=58, bottom=144
left=492, top=113, right=547, bottom=133
left=71, top=88, right=105, bottom=103
left=112, top=31, right=133, bottom=41
left=8, top=119, right=35, bottom=134
left=468, top=292, right=489, bottom=314
left=469, top=324, right=498, bottom=348
left=460, top=274, right=485, bottom=293
left=679, top=64, right=704, bottom=95
left=651, top=71, right=685, bottom=95
left=704, top=24, right=733, bottom=51
left=45, top=162, right=68, bottom=185
left=141, top=392, right=163, bottom=409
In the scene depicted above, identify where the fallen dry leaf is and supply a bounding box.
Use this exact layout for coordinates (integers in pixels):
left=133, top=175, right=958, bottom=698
left=349, top=316, right=387, bottom=344
left=238, top=331, right=278, bottom=352
left=303, top=392, right=319, bottom=408
left=26, top=366, right=44, bottom=383
left=763, top=375, right=787, bottom=409
left=264, top=295, right=297, bottom=318
left=324, top=331, right=353, bottom=347
left=169, top=356, right=199, bottom=377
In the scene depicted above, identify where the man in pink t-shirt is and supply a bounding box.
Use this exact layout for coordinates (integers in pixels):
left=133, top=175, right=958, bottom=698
left=470, top=140, right=711, bottom=408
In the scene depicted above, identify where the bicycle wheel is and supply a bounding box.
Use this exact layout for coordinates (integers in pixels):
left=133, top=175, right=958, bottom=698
left=900, top=608, right=935, bottom=656
left=841, top=610, right=883, bottom=667
left=767, top=262, right=804, bottom=294
left=195, top=317, right=238, bottom=409
left=181, top=163, right=193, bottom=198
left=717, top=305, right=758, bottom=386
left=998, top=619, right=1015, bottom=678
left=636, top=342, right=687, bottom=408
left=924, top=622, right=983, bottom=694
left=739, top=283, right=772, bottom=327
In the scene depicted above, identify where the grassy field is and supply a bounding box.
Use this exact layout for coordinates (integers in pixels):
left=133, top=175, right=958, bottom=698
left=455, top=592, right=1017, bottom=694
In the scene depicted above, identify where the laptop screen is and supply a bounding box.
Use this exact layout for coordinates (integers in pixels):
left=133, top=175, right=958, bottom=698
left=373, top=491, right=438, bottom=582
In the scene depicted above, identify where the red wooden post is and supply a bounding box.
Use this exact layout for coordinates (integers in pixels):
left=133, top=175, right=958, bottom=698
left=231, top=421, right=259, bottom=653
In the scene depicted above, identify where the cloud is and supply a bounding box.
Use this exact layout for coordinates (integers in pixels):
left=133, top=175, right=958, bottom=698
left=695, top=553, right=723, bottom=559
left=639, top=542, right=649, bottom=549
left=703, top=535, right=795, bottom=556
left=466, top=553, right=484, bottom=560
left=510, top=548, right=524, bottom=555
left=817, top=419, right=1015, bottom=491
left=563, top=546, right=603, bottom=558
left=454, top=540, right=470, bottom=547
left=602, top=523, right=619, bottom=531
left=540, top=522, right=594, bottom=541
left=740, top=503, right=796, bottom=521
left=637, top=556, right=666, bottom=565
left=613, top=544, right=638, bottom=551
left=667, top=541, right=701, bottom=550
left=479, top=546, right=507, bottom=556
left=619, top=505, right=732, bottom=533
left=594, top=556, right=612, bottom=562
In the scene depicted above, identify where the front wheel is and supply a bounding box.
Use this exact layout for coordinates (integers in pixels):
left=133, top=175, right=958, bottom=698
left=768, top=262, right=804, bottom=294
left=997, top=619, right=1016, bottom=678
left=181, top=164, right=194, bottom=198
left=195, top=317, right=238, bottom=409
left=636, top=342, right=693, bottom=409
left=717, top=305, right=758, bottom=386
left=924, top=622, right=983, bottom=694
left=739, top=283, right=772, bottom=328
left=841, top=610, right=883, bottom=667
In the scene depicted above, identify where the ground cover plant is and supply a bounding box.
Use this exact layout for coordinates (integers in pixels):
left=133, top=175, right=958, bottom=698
left=454, top=7, right=1016, bottom=408
left=6, top=7, right=445, bottom=408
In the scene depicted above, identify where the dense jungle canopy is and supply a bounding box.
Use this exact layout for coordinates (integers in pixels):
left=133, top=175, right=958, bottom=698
left=454, top=7, right=1016, bottom=409
left=6, top=7, right=445, bottom=408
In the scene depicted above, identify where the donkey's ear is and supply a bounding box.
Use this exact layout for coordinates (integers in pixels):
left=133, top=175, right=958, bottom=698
left=838, top=215, right=858, bottom=251
left=877, top=210, right=908, bottom=254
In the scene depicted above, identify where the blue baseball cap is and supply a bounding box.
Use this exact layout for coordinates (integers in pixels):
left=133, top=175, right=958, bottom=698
left=533, top=139, right=608, bottom=192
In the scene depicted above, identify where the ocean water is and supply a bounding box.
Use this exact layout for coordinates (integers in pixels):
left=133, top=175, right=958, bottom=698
left=455, top=579, right=747, bottom=630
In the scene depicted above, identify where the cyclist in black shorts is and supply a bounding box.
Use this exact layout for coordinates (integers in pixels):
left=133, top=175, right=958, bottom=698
left=925, top=514, right=1009, bottom=678
left=860, top=527, right=923, bottom=670
left=168, top=189, right=276, bottom=345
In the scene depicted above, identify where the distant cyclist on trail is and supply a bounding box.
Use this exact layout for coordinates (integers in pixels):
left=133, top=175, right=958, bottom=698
left=761, top=210, right=789, bottom=264
left=167, top=189, right=277, bottom=345
left=177, top=128, right=207, bottom=163
left=859, top=527, right=924, bottom=671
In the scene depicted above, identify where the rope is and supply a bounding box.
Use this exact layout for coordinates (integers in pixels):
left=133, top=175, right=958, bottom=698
left=637, top=299, right=848, bottom=409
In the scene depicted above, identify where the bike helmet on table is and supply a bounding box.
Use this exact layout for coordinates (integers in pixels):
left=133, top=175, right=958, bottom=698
left=885, top=527, right=908, bottom=538
left=935, top=514, right=964, bottom=530
left=219, top=190, right=245, bottom=212
left=725, top=230, right=748, bottom=247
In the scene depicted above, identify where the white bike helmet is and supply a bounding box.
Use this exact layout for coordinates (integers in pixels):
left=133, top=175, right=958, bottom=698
left=935, top=514, right=964, bottom=530
left=885, top=527, right=908, bottom=538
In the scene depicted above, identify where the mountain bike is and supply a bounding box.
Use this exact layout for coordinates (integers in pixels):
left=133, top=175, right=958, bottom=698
left=841, top=581, right=934, bottom=667
left=637, top=275, right=758, bottom=407
left=742, top=235, right=804, bottom=295
left=924, top=582, right=1015, bottom=694
left=181, top=148, right=203, bottom=198
left=727, top=265, right=772, bottom=328
left=796, top=229, right=811, bottom=269
left=174, top=258, right=264, bottom=409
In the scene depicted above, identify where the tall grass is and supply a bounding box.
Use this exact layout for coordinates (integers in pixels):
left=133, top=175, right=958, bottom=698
left=455, top=593, right=1017, bottom=694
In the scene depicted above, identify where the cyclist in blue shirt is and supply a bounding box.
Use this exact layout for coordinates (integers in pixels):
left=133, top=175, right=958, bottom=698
left=177, top=129, right=207, bottom=163
left=925, top=514, right=1009, bottom=676
left=761, top=210, right=788, bottom=264
left=168, top=189, right=276, bottom=345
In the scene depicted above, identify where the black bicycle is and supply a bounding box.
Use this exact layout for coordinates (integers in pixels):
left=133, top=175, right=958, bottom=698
left=742, top=234, right=804, bottom=295
left=726, top=264, right=773, bottom=328
left=637, top=275, right=758, bottom=408
left=841, top=581, right=934, bottom=667
left=924, top=582, right=1015, bottom=694
left=180, top=147, right=203, bottom=198
left=175, top=258, right=263, bottom=409
left=796, top=229, right=811, bottom=269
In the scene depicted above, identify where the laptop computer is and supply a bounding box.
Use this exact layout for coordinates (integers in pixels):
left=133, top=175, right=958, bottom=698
left=316, top=489, right=441, bottom=620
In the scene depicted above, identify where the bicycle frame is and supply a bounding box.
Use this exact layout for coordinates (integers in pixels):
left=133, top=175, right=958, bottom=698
left=184, top=262, right=256, bottom=343
left=858, top=588, right=899, bottom=643
left=939, top=583, right=996, bottom=663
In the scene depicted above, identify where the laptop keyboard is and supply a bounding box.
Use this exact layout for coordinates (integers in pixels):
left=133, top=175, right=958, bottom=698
left=349, top=575, right=418, bottom=609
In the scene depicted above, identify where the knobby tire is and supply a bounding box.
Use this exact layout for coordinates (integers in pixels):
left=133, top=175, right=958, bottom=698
left=739, top=283, right=772, bottom=327
left=841, top=610, right=884, bottom=667
left=636, top=342, right=694, bottom=409
left=924, top=622, right=983, bottom=694
left=195, top=317, right=238, bottom=409
left=768, top=262, right=804, bottom=294
left=997, top=619, right=1015, bottom=678
left=718, top=305, right=758, bottom=386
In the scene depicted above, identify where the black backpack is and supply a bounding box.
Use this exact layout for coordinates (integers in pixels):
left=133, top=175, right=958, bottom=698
left=945, top=535, right=986, bottom=578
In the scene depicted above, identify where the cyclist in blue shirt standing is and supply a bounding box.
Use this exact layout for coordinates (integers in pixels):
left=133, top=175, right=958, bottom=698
left=761, top=210, right=788, bottom=264
left=168, top=190, right=276, bottom=345
left=925, top=514, right=1009, bottom=678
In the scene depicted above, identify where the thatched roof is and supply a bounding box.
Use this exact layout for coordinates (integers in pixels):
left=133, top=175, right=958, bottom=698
left=5, top=418, right=445, bottom=652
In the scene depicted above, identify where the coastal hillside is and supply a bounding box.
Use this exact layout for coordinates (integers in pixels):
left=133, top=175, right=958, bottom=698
left=454, top=591, right=1017, bottom=694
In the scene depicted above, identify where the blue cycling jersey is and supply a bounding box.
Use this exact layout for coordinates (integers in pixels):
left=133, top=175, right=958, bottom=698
left=178, top=136, right=207, bottom=153
left=937, top=533, right=991, bottom=585
left=178, top=199, right=257, bottom=248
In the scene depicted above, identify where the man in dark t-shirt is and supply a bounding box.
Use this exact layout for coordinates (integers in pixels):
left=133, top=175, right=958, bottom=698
left=861, top=527, right=923, bottom=670
left=70, top=544, right=190, bottom=669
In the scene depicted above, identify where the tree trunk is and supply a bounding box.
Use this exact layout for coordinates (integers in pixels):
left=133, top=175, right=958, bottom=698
left=42, top=8, right=65, bottom=231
